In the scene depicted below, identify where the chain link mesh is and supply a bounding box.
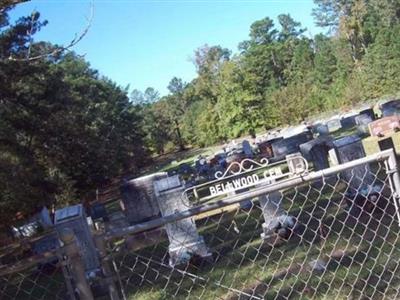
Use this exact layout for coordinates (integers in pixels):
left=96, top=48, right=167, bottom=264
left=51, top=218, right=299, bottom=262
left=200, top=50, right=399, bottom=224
left=0, top=242, right=71, bottom=300
left=109, top=159, right=400, bottom=300
left=0, top=155, right=399, bottom=300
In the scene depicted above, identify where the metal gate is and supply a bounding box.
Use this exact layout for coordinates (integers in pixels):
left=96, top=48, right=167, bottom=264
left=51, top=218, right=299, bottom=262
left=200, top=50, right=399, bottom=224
left=107, top=149, right=400, bottom=300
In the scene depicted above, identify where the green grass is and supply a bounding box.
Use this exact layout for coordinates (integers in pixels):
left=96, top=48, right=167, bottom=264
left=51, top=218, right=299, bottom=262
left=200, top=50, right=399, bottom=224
left=142, top=146, right=220, bottom=176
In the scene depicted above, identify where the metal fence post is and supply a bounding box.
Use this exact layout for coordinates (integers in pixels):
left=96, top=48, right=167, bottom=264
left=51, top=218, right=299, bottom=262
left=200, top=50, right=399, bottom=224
left=56, top=248, right=78, bottom=300
left=386, top=149, right=400, bottom=226
left=94, top=233, right=121, bottom=300
left=59, top=229, right=95, bottom=300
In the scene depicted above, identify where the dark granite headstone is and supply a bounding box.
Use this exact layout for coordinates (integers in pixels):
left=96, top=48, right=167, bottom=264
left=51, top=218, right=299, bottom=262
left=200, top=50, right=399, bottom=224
left=121, top=173, right=166, bottom=224
left=359, top=108, right=375, bottom=121
left=340, top=113, right=359, bottom=129
left=380, top=99, right=400, bottom=117
left=242, top=140, right=253, bottom=157
left=271, top=131, right=313, bottom=161
left=332, top=135, right=375, bottom=191
left=314, top=123, right=329, bottom=136
left=300, top=136, right=334, bottom=171
left=90, top=202, right=108, bottom=221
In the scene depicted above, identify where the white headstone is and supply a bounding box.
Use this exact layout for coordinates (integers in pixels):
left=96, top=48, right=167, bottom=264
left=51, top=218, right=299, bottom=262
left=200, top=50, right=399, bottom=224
left=154, top=175, right=211, bottom=266
left=327, top=118, right=342, bottom=133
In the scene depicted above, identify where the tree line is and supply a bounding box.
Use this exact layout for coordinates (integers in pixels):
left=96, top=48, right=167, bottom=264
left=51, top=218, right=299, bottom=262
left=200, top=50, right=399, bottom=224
left=1, top=0, right=400, bottom=224
left=0, top=5, right=148, bottom=222
left=135, top=0, right=400, bottom=152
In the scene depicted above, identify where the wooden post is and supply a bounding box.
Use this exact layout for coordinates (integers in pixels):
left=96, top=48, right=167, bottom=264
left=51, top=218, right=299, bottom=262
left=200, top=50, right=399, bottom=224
left=94, top=233, right=121, bottom=300
left=59, top=229, right=94, bottom=300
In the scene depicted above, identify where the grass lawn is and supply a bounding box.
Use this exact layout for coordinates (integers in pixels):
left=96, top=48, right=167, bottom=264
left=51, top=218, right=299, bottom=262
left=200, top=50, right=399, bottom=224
left=142, top=146, right=221, bottom=176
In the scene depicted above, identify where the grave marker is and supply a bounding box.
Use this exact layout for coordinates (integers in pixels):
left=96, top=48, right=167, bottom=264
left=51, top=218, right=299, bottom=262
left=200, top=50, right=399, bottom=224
left=242, top=139, right=253, bottom=157
left=55, top=204, right=100, bottom=273
left=326, top=118, right=342, bottom=133
left=362, top=116, right=400, bottom=156
left=380, top=99, right=400, bottom=117
left=355, top=114, right=373, bottom=135
left=368, top=116, right=400, bottom=137
left=121, top=173, right=166, bottom=224
left=154, top=175, right=211, bottom=266
left=333, top=135, right=375, bottom=192
left=271, top=131, right=313, bottom=161
left=314, top=123, right=329, bottom=136
left=300, top=136, right=333, bottom=171
left=340, top=112, right=359, bottom=129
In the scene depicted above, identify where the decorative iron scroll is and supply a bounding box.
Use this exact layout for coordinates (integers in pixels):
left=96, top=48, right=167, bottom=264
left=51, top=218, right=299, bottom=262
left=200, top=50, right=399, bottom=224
left=214, top=158, right=269, bottom=179
left=182, top=154, right=309, bottom=205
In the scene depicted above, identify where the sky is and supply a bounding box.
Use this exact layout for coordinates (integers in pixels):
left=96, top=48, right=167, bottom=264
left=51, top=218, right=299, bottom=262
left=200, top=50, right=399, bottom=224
left=10, top=0, right=321, bottom=96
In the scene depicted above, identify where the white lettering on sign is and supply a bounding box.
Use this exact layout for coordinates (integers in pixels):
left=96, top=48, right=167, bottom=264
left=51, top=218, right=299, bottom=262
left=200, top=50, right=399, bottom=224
left=209, top=174, right=260, bottom=196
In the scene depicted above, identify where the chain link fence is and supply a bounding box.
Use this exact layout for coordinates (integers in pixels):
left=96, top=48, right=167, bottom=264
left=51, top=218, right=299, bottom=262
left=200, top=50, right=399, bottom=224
left=0, top=234, right=72, bottom=300
left=0, top=229, right=96, bottom=300
left=107, top=150, right=400, bottom=300
left=1, top=150, right=400, bottom=300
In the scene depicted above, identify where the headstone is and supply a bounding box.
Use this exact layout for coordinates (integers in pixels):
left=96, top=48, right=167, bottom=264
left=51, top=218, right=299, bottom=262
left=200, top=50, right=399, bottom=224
left=121, top=173, right=166, bottom=224
left=271, top=131, right=313, bottom=161
left=286, top=152, right=308, bottom=175
left=90, top=202, right=108, bottom=221
left=362, top=116, right=400, bottom=157
left=368, top=116, right=400, bottom=137
left=258, top=155, right=301, bottom=240
left=355, top=114, right=373, bottom=135
left=327, top=118, right=342, bottom=133
left=38, top=206, right=53, bottom=229
left=332, top=135, right=375, bottom=193
left=55, top=204, right=100, bottom=273
left=259, top=190, right=285, bottom=240
left=380, top=99, right=400, bottom=117
left=328, top=149, right=339, bottom=166
left=314, top=123, right=329, bottom=136
left=299, top=136, right=333, bottom=171
left=257, top=137, right=283, bottom=159
left=154, top=175, right=211, bottom=266
left=340, top=112, right=359, bottom=129
left=242, top=140, right=253, bottom=157
left=359, top=108, right=375, bottom=121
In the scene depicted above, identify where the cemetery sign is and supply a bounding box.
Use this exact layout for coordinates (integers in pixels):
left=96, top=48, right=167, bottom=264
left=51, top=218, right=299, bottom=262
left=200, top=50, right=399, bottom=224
left=183, top=155, right=309, bottom=204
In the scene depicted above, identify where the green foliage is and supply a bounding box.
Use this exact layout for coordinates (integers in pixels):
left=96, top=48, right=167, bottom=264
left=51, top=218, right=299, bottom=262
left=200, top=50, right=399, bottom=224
left=138, top=0, right=400, bottom=151
left=0, top=10, right=148, bottom=222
